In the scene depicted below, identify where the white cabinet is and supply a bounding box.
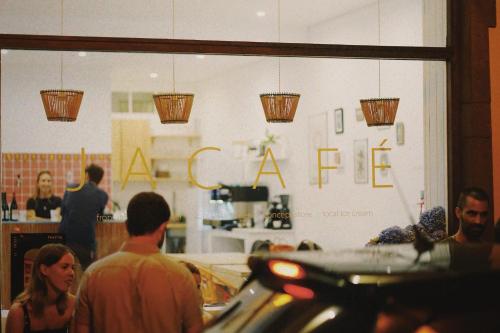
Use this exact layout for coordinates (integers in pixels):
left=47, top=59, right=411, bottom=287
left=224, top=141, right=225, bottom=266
left=207, top=229, right=296, bottom=254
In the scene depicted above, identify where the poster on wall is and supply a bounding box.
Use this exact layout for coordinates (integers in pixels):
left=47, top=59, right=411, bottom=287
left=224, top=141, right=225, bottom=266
left=309, top=113, right=328, bottom=185
left=396, top=122, right=405, bottom=145
left=353, top=139, right=369, bottom=184
left=334, top=108, right=344, bottom=134
left=355, top=107, right=365, bottom=122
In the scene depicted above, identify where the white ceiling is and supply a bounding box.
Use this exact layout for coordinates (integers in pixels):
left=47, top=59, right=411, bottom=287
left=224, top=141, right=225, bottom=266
left=0, top=0, right=375, bottom=39
left=0, top=0, right=376, bottom=87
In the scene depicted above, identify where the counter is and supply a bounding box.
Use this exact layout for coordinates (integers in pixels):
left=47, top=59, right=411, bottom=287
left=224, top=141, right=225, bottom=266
left=1, top=220, right=129, bottom=309
left=167, top=252, right=249, bottom=304
left=207, top=228, right=296, bottom=253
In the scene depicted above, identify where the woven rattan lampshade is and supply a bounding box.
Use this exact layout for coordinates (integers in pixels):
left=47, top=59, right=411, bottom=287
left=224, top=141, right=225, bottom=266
left=260, top=93, right=300, bottom=123
left=259, top=0, right=300, bottom=123
left=153, top=93, right=194, bottom=124
left=40, top=90, right=84, bottom=122
left=359, top=98, right=399, bottom=126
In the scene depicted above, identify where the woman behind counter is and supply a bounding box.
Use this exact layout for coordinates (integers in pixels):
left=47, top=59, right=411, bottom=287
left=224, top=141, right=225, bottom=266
left=26, top=171, right=62, bottom=220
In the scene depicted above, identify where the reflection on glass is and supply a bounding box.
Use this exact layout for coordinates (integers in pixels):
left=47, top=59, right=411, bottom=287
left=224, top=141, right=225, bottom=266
left=0, top=0, right=446, bottom=46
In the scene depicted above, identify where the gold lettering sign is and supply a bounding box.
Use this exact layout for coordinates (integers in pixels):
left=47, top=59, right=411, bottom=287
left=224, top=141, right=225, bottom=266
left=188, top=147, right=222, bottom=190
left=372, top=139, right=393, bottom=188
left=252, top=147, right=285, bottom=189
left=317, top=148, right=338, bottom=189
left=121, top=147, right=156, bottom=190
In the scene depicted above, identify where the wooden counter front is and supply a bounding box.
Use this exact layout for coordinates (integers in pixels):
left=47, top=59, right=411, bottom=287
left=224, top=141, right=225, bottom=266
left=1, top=221, right=128, bottom=309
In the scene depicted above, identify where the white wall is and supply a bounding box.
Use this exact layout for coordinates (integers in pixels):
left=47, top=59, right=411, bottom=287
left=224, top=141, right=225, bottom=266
left=1, top=51, right=112, bottom=153
left=1, top=0, right=437, bottom=252
left=193, top=0, right=425, bottom=250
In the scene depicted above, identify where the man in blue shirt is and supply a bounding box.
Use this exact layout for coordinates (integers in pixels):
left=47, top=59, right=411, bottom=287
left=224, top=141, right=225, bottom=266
left=59, top=164, right=108, bottom=270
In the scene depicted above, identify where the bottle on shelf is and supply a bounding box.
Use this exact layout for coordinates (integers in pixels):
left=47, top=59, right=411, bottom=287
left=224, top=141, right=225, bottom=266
left=10, top=192, right=19, bottom=221
left=265, top=201, right=281, bottom=229
left=2, top=192, right=9, bottom=221
left=279, top=194, right=292, bottom=229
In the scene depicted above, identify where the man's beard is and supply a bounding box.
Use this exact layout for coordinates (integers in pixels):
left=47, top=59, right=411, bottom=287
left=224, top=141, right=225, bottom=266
left=460, top=219, right=486, bottom=241
left=157, top=232, right=165, bottom=249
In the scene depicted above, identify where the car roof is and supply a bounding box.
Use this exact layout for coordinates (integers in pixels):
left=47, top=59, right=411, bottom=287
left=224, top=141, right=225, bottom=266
left=248, top=241, right=500, bottom=287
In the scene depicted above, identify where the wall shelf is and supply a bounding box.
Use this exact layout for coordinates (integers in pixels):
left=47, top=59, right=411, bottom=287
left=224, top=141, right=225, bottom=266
left=150, top=155, right=197, bottom=160
left=245, top=157, right=286, bottom=162
left=151, top=134, right=201, bottom=139
left=154, top=177, right=190, bottom=183
left=151, top=134, right=201, bottom=182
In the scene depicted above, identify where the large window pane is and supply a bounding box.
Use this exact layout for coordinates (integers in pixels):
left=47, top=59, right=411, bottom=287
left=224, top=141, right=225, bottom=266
left=1, top=50, right=446, bottom=251
left=0, top=0, right=446, bottom=47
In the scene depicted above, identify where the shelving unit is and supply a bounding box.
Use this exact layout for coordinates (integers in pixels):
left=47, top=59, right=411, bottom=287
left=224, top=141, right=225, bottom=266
left=150, top=155, right=198, bottom=160
left=111, top=119, right=152, bottom=182
left=245, top=157, right=287, bottom=163
left=150, top=134, right=201, bottom=183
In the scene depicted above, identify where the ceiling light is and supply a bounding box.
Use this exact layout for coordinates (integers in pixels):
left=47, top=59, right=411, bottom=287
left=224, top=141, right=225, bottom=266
left=40, top=90, right=84, bottom=121
left=78, top=51, right=87, bottom=57
left=40, top=0, right=83, bottom=122
left=359, top=0, right=399, bottom=126
left=259, top=0, right=300, bottom=123
left=257, top=11, right=266, bottom=17
left=1, top=50, right=8, bottom=55
left=150, top=72, right=159, bottom=79
left=195, top=55, right=205, bottom=59
left=153, top=0, right=194, bottom=124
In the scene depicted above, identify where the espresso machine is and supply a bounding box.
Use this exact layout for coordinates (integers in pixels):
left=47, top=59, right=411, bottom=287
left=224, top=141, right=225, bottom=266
left=203, top=185, right=269, bottom=229
left=203, top=187, right=237, bottom=230
left=264, top=194, right=292, bottom=229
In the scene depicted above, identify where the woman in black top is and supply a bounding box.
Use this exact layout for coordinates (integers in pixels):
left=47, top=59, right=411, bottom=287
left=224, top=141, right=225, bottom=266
left=5, top=243, right=76, bottom=333
left=26, top=171, right=62, bottom=220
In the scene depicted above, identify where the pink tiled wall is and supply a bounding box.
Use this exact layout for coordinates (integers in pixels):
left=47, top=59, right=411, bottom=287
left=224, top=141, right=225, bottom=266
left=1, top=152, right=112, bottom=210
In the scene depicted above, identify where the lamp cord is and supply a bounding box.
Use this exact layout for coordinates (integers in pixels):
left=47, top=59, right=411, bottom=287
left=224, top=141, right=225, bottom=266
left=390, top=167, right=434, bottom=263
left=378, top=0, right=381, bottom=98
left=278, top=0, right=281, bottom=92
left=60, top=0, right=64, bottom=89
left=172, top=0, right=176, bottom=92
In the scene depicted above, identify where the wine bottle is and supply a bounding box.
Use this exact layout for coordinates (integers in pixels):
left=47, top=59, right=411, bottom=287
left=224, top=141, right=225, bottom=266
left=10, top=192, right=19, bottom=221
left=1, top=192, right=9, bottom=221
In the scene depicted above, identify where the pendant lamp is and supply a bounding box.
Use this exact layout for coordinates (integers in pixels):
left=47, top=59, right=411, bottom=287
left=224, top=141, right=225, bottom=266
left=153, top=0, right=194, bottom=124
left=359, top=0, right=399, bottom=127
left=40, top=0, right=83, bottom=122
left=260, top=0, right=300, bottom=123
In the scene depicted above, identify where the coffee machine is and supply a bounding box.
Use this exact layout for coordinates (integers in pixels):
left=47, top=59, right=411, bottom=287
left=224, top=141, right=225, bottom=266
left=203, top=185, right=269, bottom=229
left=264, top=194, right=292, bottom=229
left=203, top=188, right=237, bottom=229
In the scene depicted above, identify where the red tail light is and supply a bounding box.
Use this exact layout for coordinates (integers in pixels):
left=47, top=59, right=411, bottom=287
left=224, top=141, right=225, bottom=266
left=283, top=284, right=315, bottom=299
left=269, top=260, right=306, bottom=280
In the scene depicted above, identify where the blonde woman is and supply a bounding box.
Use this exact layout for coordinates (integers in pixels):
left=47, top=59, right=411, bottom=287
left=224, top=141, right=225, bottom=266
left=26, top=171, right=62, bottom=220
left=6, top=243, right=76, bottom=333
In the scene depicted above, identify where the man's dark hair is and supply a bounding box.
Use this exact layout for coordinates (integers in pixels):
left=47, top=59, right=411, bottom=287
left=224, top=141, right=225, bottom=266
left=85, top=164, right=104, bottom=185
left=126, top=192, right=170, bottom=236
left=456, top=187, right=490, bottom=209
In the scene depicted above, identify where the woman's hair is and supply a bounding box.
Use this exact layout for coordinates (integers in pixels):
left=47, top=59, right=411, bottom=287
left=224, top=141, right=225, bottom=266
left=14, top=243, right=73, bottom=317
left=32, top=170, right=53, bottom=199
left=180, top=261, right=200, bottom=275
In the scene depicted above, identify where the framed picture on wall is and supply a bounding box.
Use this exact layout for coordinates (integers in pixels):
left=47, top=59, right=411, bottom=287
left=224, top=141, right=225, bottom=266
left=353, top=139, right=369, bottom=184
left=355, top=107, right=365, bottom=122
left=396, top=122, right=405, bottom=145
left=334, top=108, right=344, bottom=134
left=308, top=113, right=328, bottom=185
